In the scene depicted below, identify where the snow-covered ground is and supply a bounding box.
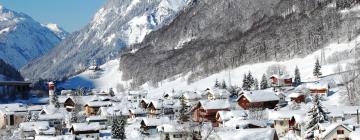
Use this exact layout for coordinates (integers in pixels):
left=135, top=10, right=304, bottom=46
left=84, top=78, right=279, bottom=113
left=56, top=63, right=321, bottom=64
left=61, top=35, right=358, bottom=99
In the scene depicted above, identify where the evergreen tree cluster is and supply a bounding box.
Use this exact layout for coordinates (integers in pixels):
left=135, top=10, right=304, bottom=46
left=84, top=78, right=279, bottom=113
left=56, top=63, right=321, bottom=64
left=305, top=95, right=328, bottom=139
left=112, top=115, right=127, bottom=140
left=179, top=98, right=189, bottom=123
left=214, top=79, right=228, bottom=89
left=0, top=58, right=23, bottom=81
left=242, top=72, right=258, bottom=91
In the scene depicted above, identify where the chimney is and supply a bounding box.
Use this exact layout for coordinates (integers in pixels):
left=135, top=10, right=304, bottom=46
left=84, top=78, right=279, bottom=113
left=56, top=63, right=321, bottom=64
left=48, top=82, right=55, bottom=105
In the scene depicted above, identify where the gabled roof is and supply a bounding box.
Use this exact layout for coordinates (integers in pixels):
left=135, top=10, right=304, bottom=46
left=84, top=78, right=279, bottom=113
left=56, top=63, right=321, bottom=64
left=198, top=100, right=230, bottom=110
left=318, top=123, right=352, bottom=139
left=141, top=117, right=170, bottom=126
left=217, top=110, right=247, bottom=122
left=19, top=121, right=50, bottom=132
left=71, top=122, right=101, bottom=132
left=238, top=90, right=279, bottom=102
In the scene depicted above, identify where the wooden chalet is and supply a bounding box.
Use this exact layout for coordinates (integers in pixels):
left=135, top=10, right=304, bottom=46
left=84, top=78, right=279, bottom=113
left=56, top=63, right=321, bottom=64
left=288, top=92, right=305, bottom=103
left=237, top=90, right=279, bottom=110
left=191, top=100, right=230, bottom=127
left=270, top=74, right=293, bottom=87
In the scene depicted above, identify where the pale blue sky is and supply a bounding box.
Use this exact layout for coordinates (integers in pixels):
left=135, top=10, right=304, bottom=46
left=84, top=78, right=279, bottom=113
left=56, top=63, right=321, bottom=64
left=0, top=0, right=106, bottom=32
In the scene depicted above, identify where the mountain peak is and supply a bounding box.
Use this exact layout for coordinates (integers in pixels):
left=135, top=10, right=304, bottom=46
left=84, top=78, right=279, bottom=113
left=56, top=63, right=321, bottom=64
left=44, top=23, right=69, bottom=39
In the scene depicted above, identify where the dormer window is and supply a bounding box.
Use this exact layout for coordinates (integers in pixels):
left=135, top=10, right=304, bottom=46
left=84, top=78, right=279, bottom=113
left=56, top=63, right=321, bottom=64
left=337, top=129, right=344, bottom=134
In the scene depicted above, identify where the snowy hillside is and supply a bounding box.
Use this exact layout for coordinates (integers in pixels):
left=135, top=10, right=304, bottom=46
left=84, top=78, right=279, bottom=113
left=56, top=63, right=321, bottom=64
left=60, top=34, right=359, bottom=98
left=0, top=5, right=61, bottom=69
left=21, top=0, right=191, bottom=81
left=44, top=23, right=69, bottom=39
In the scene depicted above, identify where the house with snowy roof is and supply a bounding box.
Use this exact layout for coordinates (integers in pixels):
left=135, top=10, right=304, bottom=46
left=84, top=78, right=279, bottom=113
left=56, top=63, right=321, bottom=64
left=179, top=91, right=202, bottom=101
left=214, top=127, right=279, bottom=140
left=147, top=100, right=179, bottom=117
left=215, top=110, right=247, bottom=127
left=268, top=110, right=306, bottom=137
left=270, top=74, right=293, bottom=87
left=69, top=122, right=100, bottom=139
left=237, top=90, right=279, bottom=110
left=19, top=121, right=54, bottom=139
left=315, top=123, right=352, bottom=140
left=157, top=124, right=192, bottom=140
left=0, top=103, right=28, bottom=128
left=301, top=82, right=329, bottom=96
left=128, top=108, right=146, bottom=119
left=140, top=117, right=170, bottom=135
left=205, top=88, right=231, bottom=100
left=84, top=101, right=112, bottom=116
left=86, top=116, right=108, bottom=129
left=34, top=135, right=75, bottom=140
left=288, top=92, right=306, bottom=103
left=223, top=119, right=267, bottom=129
left=128, top=90, right=147, bottom=103
left=191, top=100, right=230, bottom=127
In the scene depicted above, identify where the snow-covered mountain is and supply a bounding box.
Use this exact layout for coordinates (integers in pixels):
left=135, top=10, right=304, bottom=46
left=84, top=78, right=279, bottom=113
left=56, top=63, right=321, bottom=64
left=44, top=23, right=69, bottom=39
left=0, top=58, right=23, bottom=81
left=0, top=5, right=61, bottom=69
left=21, top=0, right=191, bottom=81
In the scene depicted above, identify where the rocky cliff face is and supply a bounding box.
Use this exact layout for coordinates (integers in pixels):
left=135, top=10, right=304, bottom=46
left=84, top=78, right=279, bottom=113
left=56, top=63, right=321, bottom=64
left=120, top=0, right=360, bottom=88
left=21, top=0, right=190, bottom=81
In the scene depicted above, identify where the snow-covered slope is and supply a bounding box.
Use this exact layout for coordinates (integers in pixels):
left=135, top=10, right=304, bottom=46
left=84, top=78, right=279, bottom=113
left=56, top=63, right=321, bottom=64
left=21, top=0, right=191, bottom=80
left=44, top=23, right=69, bottom=39
left=0, top=5, right=61, bottom=69
left=60, top=35, right=358, bottom=97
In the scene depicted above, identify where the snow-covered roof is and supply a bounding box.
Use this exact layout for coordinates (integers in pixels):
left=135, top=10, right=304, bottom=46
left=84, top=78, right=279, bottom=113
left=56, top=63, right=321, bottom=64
left=34, top=127, right=55, bottom=135
left=317, top=123, right=352, bottom=139
left=85, top=101, right=112, bottom=107
left=86, top=116, right=107, bottom=122
left=327, top=105, right=360, bottom=116
left=128, top=108, right=146, bottom=115
left=271, top=74, right=292, bottom=79
left=99, top=104, right=130, bottom=116
left=288, top=92, right=303, bottom=98
left=207, top=88, right=231, bottom=98
left=301, top=82, right=328, bottom=90
left=268, top=110, right=306, bottom=121
left=71, top=122, right=101, bottom=132
left=157, top=124, right=187, bottom=133
left=215, top=128, right=277, bottom=140
left=35, top=135, right=75, bottom=140
left=19, top=121, right=50, bottom=132
left=180, top=91, right=201, bottom=100
left=239, top=90, right=279, bottom=102
left=38, top=113, right=65, bottom=121
left=60, top=90, right=73, bottom=95
left=198, top=100, right=230, bottom=110
left=217, top=110, right=247, bottom=122
left=141, top=117, right=170, bottom=126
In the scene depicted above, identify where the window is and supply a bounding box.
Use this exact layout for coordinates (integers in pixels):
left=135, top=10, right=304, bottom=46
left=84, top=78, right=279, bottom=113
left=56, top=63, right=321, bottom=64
left=173, top=134, right=182, bottom=138
left=279, top=121, right=284, bottom=126
left=337, top=130, right=344, bottom=134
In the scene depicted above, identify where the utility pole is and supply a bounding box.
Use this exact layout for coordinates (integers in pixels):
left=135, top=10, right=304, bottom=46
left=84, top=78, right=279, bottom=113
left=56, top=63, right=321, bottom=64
left=357, top=109, right=359, bottom=125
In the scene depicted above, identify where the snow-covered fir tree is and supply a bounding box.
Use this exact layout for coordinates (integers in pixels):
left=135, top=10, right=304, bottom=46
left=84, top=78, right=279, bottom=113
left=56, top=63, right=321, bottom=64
left=260, top=74, right=269, bottom=90
left=313, top=58, right=322, bottom=78
left=112, top=115, right=126, bottom=140
left=242, top=74, right=249, bottom=91
left=179, top=98, right=189, bottom=123
left=247, top=71, right=255, bottom=90
left=221, top=80, right=227, bottom=89
left=294, top=66, right=301, bottom=86
left=214, top=79, right=220, bottom=88
left=253, top=78, right=259, bottom=90
left=31, top=112, right=39, bottom=121
left=305, top=95, right=328, bottom=139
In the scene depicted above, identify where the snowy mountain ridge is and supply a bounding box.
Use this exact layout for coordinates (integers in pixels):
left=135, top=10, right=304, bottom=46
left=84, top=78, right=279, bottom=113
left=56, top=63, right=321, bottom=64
left=21, top=0, right=191, bottom=81
left=44, top=23, right=69, bottom=39
left=0, top=5, right=61, bottom=69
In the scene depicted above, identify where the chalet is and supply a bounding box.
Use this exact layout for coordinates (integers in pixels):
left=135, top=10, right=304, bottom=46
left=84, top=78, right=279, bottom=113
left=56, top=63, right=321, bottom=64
left=315, top=123, right=353, bottom=140
left=128, top=90, right=147, bottom=103
left=179, top=91, right=202, bottom=101
left=69, top=122, right=100, bottom=139
left=270, top=74, right=293, bottom=87
left=0, top=103, right=28, bottom=129
left=237, top=90, right=280, bottom=110
left=86, top=116, right=108, bottom=128
left=268, top=110, right=306, bottom=137
left=58, top=97, right=75, bottom=112
left=139, top=99, right=150, bottom=109
left=128, top=108, right=146, bottom=119
left=84, top=101, right=112, bottom=116
left=147, top=100, right=177, bottom=117
left=205, top=88, right=231, bottom=100
left=191, top=100, right=230, bottom=127
left=19, top=121, right=53, bottom=139
left=140, top=117, right=170, bottom=135
left=288, top=92, right=305, bottom=103
left=215, top=128, right=279, bottom=140
left=157, top=124, right=192, bottom=140
left=304, top=82, right=329, bottom=96
left=215, top=110, right=247, bottom=127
